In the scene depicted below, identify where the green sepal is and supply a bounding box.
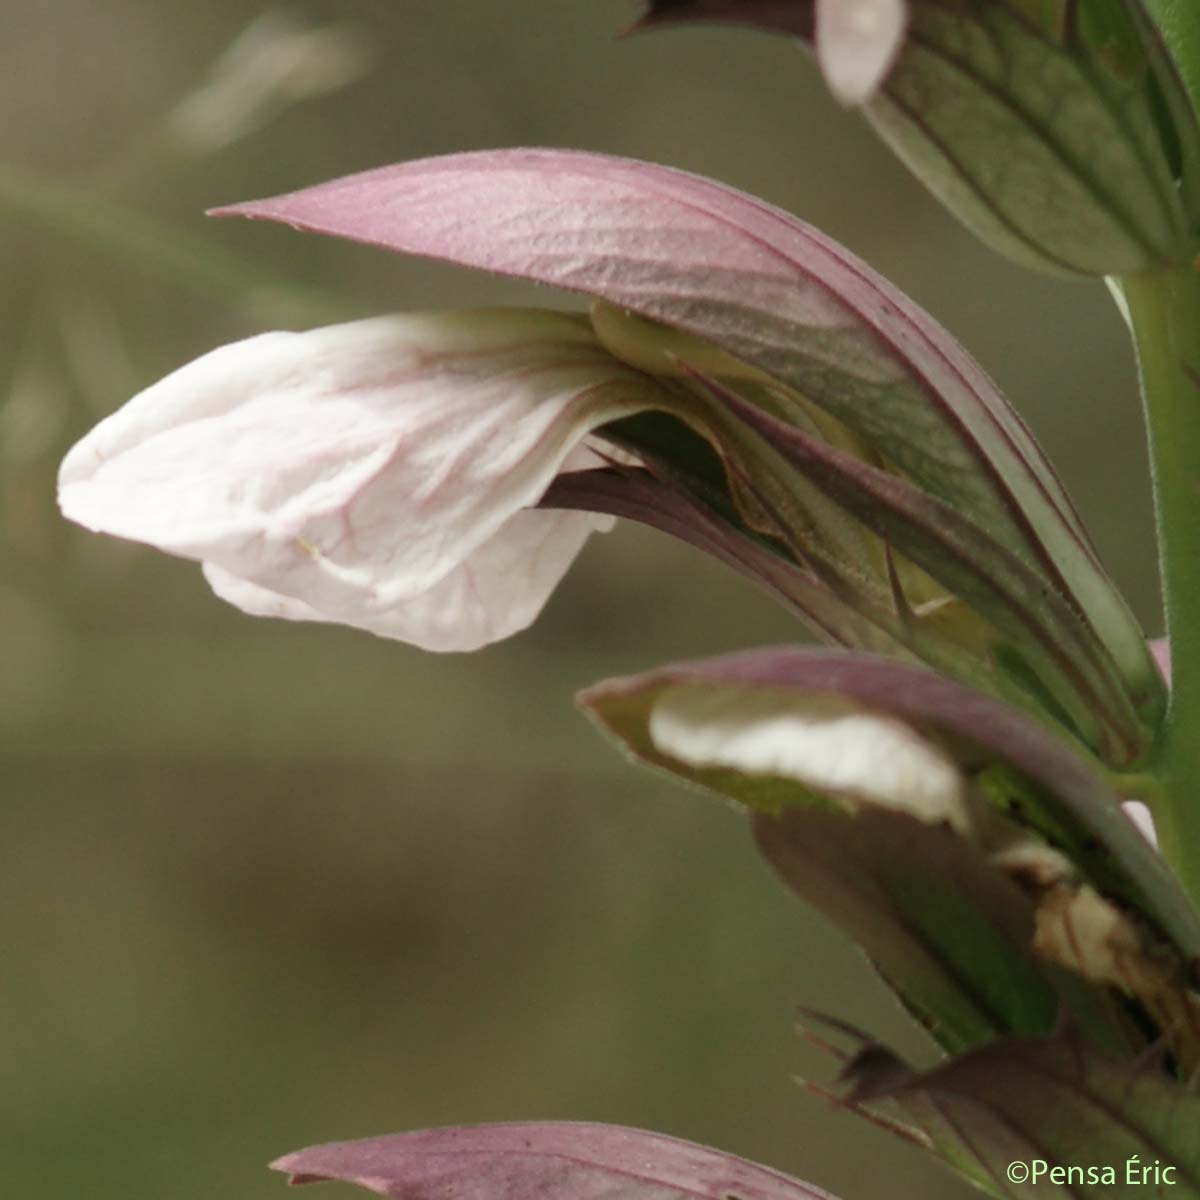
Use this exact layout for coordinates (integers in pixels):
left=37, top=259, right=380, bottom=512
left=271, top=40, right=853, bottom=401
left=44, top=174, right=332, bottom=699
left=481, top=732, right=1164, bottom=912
left=866, top=0, right=1198, bottom=275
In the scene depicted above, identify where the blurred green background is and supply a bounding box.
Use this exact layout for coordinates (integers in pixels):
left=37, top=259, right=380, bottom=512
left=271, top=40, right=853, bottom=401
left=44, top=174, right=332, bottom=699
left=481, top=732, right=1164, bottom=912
left=0, top=3, right=1161, bottom=1199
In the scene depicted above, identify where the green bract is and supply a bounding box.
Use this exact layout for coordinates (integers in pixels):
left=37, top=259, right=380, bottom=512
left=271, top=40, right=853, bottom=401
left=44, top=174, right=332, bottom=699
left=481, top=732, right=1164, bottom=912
left=866, top=0, right=1200, bottom=274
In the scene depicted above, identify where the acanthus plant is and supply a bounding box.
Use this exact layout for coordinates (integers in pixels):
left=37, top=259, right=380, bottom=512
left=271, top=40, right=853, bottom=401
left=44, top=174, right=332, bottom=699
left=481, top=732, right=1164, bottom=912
left=54, top=2, right=1200, bottom=1198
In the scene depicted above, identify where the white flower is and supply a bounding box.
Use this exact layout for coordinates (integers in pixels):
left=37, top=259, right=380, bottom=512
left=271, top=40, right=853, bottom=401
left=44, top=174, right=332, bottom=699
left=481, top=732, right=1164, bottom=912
left=816, top=0, right=908, bottom=106
left=59, top=310, right=659, bottom=651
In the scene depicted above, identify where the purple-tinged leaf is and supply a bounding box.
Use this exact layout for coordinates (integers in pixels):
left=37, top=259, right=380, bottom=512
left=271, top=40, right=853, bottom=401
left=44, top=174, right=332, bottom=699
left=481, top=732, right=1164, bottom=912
left=543, top=466, right=903, bottom=656
left=271, top=1123, right=841, bottom=1200
left=579, top=647, right=1200, bottom=963
left=838, top=1030, right=1200, bottom=1198
left=215, top=149, right=1162, bottom=739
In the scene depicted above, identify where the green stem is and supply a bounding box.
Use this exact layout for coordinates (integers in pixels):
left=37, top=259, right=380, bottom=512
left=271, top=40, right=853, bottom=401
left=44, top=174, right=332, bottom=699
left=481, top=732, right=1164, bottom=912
left=1121, top=266, right=1200, bottom=906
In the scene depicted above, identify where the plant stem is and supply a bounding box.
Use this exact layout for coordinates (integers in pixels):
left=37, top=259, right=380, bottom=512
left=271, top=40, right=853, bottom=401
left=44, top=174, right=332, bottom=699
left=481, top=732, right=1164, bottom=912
left=1122, top=266, right=1200, bottom=905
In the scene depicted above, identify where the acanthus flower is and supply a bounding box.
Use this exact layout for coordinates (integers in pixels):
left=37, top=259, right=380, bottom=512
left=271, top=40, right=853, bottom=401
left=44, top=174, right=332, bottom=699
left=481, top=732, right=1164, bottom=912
left=59, top=149, right=1168, bottom=771
left=59, top=309, right=666, bottom=651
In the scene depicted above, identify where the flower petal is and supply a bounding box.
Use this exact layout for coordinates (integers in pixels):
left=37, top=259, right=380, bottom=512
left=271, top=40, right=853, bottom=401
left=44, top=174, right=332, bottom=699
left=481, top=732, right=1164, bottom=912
left=60, top=310, right=662, bottom=649
left=1151, top=636, right=1171, bottom=684
left=648, top=682, right=967, bottom=832
left=1123, top=800, right=1158, bottom=847
left=816, top=0, right=906, bottom=106
left=203, top=506, right=611, bottom=651
left=200, top=564, right=328, bottom=624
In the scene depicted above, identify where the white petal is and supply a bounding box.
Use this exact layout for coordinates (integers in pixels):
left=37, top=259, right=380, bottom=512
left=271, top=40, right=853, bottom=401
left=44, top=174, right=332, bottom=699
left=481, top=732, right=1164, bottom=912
left=201, top=563, right=332, bottom=625
left=202, top=505, right=613, bottom=652
left=1122, top=800, right=1158, bottom=848
left=816, top=0, right=908, bottom=106
left=61, top=310, right=655, bottom=649
left=649, top=683, right=967, bottom=832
